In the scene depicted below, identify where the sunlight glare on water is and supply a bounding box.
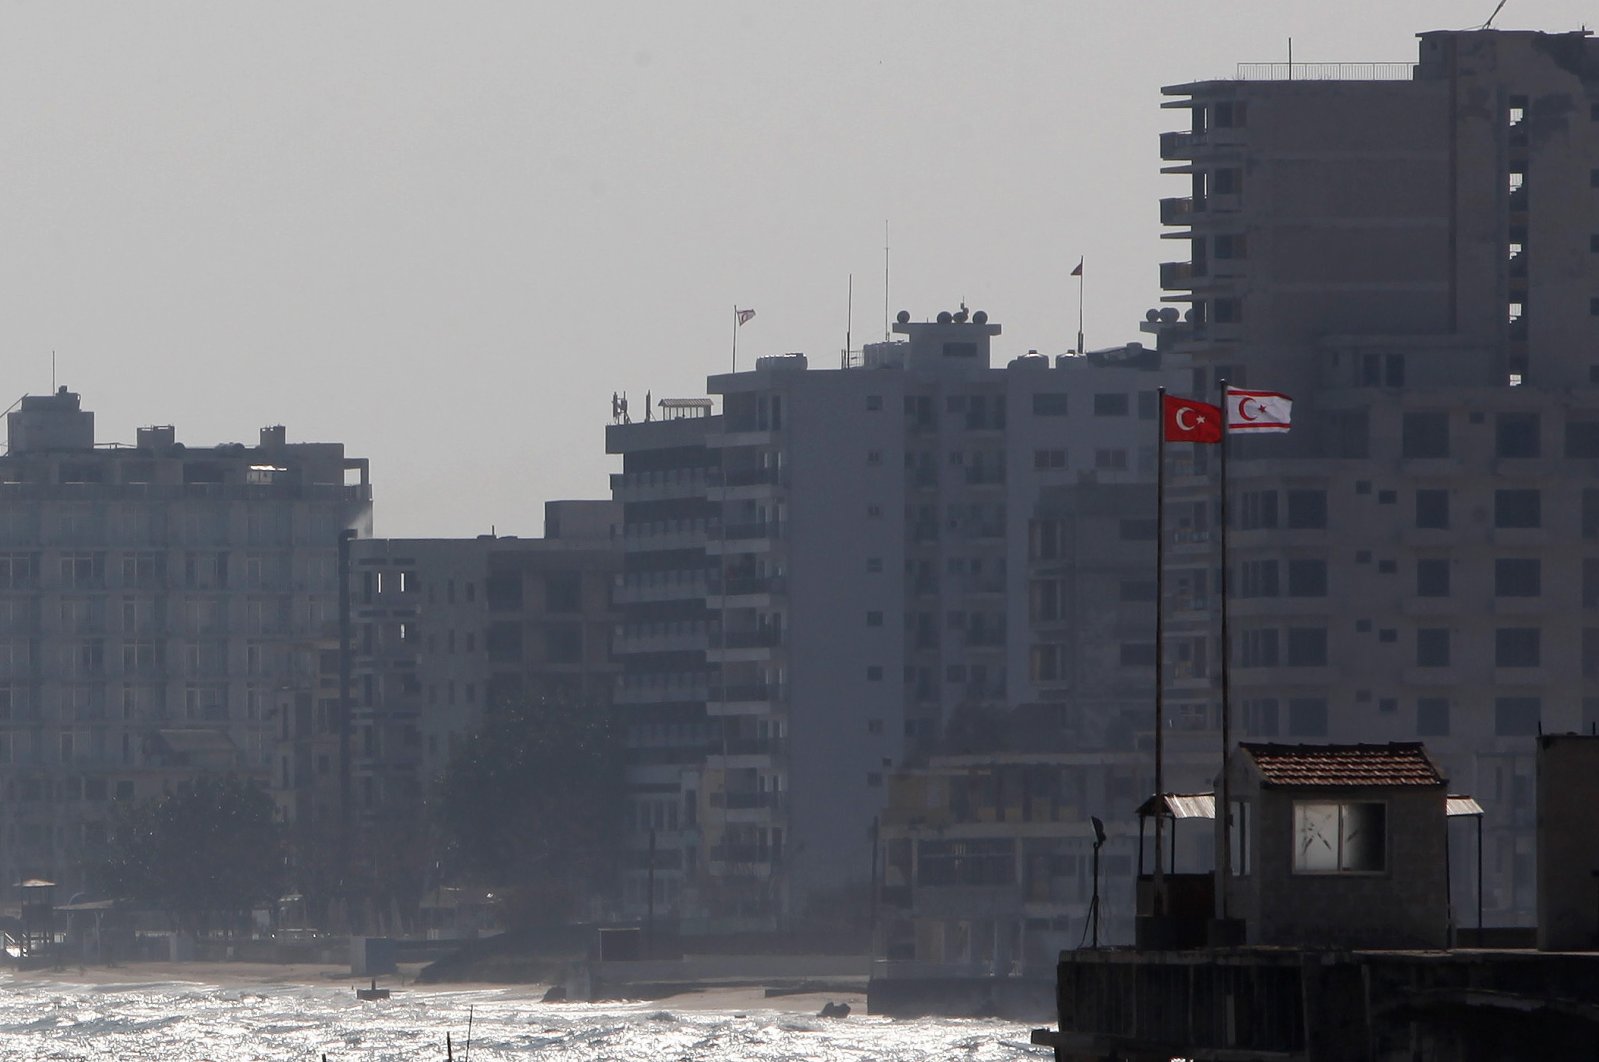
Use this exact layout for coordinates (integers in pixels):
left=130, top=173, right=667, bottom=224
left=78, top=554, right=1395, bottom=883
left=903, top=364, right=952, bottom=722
left=0, top=978, right=1044, bottom=1061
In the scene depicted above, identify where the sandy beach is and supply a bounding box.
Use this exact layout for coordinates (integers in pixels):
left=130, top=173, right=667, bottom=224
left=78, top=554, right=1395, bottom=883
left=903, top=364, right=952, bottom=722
left=2, top=961, right=869, bottom=1015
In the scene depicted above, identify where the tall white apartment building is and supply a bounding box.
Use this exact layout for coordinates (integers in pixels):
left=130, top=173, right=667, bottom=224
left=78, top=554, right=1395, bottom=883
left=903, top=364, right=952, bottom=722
left=609, top=313, right=1190, bottom=928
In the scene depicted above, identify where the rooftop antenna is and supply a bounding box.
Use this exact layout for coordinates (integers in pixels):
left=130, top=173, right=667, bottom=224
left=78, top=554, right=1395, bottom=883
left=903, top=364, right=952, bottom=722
left=882, top=220, right=891, bottom=341
left=843, top=273, right=854, bottom=368
left=1480, top=0, right=1508, bottom=29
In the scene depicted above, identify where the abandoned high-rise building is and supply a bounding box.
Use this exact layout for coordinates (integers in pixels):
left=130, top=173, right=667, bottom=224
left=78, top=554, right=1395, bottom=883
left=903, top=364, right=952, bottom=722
left=1158, top=28, right=1599, bottom=925
left=0, top=389, right=371, bottom=896
left=608, top=316, right=1197, bottom=929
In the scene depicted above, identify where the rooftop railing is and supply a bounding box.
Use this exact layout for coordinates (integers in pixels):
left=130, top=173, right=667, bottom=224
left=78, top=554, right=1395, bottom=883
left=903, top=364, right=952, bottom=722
left=1233, top=61, right=1413, bottom=81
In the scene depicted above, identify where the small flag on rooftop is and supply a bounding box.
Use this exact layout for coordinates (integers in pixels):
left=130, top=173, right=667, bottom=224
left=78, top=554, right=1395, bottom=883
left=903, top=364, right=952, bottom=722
left=736, top=308, right=756, bottom=326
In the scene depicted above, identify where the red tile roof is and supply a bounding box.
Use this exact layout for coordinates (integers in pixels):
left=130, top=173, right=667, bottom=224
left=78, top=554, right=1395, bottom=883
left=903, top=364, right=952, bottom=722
left=1240, top=742, right=1444, bottom=788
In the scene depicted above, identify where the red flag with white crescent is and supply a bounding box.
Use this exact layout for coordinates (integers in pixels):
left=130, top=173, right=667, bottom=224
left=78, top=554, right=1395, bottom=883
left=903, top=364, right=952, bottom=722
left=1162, top=394, right=1223, bottom=444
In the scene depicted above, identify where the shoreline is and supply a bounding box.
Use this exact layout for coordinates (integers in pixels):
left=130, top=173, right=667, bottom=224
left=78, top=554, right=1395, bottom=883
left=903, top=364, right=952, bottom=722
left=1, top=961, right=871, bottom=1015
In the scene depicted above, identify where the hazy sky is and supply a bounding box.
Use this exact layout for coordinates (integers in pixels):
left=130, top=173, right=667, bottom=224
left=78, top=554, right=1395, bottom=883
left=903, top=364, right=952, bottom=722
left=2, top=2, right=1590, bottom=537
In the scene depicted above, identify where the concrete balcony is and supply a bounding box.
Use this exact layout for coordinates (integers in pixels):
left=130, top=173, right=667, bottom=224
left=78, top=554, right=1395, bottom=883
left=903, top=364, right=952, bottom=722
left=610, top=470, right=707, bottom=502
left=706, top=683, right=786, bottom=716
left=612, top=629, right=706, bottom=655
left=1160, top=196, right=1194, bottom=226
left=706, top=574, right=786, bottom=604
left=621, top=527, right=708, bottom=552
left=1160, top=261, right=1196, bottom=289
left=613, top=578, right=708, bottom=605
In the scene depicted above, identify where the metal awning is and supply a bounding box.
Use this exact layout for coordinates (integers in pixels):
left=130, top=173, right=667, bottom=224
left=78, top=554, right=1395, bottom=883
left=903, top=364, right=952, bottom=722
left=1135, top=792, right=1216, bottom=820
left=1446, top=794, right=1484, bottom=817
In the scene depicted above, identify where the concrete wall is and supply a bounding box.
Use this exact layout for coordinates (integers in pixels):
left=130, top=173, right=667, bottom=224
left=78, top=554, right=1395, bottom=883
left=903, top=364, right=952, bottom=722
left=1536, top=734, right=1599, bottom=950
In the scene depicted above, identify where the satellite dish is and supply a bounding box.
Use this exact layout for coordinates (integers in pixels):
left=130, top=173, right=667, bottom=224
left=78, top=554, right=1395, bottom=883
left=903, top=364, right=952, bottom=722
left=1145, top=309, right=1161, bottom=323
left=952, top=309, right=968, bottom=323
left=1091, top=815, right=1106, bottom=846
left=972, top=310, right=988, bottom=325
left=896, top=310, right=911, bottom=324
left=1160, top=307, right=1180, bottom=323
left=936, top=311, right=953, bottom=324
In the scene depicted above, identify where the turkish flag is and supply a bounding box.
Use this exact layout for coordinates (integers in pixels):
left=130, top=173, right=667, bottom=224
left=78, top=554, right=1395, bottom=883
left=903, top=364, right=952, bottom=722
left=1163, top=394, right=1223, bottom=443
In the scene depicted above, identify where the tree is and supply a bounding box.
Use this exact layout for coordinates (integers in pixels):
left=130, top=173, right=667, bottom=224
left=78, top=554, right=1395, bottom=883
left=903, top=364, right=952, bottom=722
left=437, top=698, right=623, bottom=925
left=99, top=774, right=285, bottom=935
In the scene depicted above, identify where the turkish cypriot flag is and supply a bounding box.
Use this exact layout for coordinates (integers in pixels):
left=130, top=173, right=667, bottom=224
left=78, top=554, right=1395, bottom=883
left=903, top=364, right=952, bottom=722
left=1226, top=388, right=1293, bottom=433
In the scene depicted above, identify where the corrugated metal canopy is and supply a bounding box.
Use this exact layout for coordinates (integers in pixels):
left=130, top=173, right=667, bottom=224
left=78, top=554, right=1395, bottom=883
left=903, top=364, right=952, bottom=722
left=1135, top=792, right=1216, bottom=819
left=1446, top=795, right=1484, bottom=817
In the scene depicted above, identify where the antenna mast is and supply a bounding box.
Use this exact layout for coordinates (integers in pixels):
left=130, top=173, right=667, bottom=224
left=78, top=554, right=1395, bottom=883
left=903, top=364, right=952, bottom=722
left=844, top=273, right=854, bottom=368
left=882, top=221, right=891, bottom=341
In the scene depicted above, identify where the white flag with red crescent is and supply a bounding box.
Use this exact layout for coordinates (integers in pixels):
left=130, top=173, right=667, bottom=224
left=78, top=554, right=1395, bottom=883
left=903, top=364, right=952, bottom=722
left=1226, top=387, right=1292, bottom=433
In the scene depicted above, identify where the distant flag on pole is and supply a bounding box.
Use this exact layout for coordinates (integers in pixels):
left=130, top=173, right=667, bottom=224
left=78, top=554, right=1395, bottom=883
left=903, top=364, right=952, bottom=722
left=1225, top=387, right=1293, bottom=433
left=1162, top=394, right=1223, bottom=444
left=1070, top=258, right=1083, bottom=277
left=736, top=308, right=756, bottom=326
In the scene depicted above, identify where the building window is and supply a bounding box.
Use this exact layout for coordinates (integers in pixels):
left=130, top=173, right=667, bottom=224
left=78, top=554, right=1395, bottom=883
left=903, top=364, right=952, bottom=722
left=865, top=394, right=882, bottom=411
left=1242, top=698, right=1279, bottom=737
left=1119, top=643, right=1156, bottom=667
left=1415, top=489, right=1449, bottom=529
left=1033, top=449, right=1067, bottom=469
left=866, top=611, right=884, bottom=627
left=1239, top=629, right=1279, bottom=667
left=1402, top=412, right=1450, bottom=459
left=1417, top=697, right=1450, bottom=737
left=1287, top=698, right=1328, bottom=737
left=1496, top=413, right=1540, bottom=458
left=1241, top=491, right=1278, bottom=530
left=1093, top=393, right=1129, bottom=417
left=1212, top=297, right=1242, bottom=323
left=1094, top=449, right=1127, bottom=470
left=1119, top=519, right=1156, bottom=541
left=1032, top=393, right=1069, bottom=416
left=1494, top=489, right=1541, bottom=529
left=1285, top=628, right=1327, bottom=667
left=866, top=450, right=882, bottom=465
left=866, top=557, right=883, bottom=573
left=1293, top=801, right=1385, bottom=873
left=1286, top=559, right=1326, bottom=597
left=1494, top=558, right=1541, bottom=597
left=1495, top=627, right=1540, bottom=667
left=1285, top=490, right=1327, bottom=529
left=1239, top=560, right=1278, bottom=598
left=866, top=665, right=883, bottom=681
left=1416, top=628, right=1450, bottom=667
left=1567, top=420, right=1599, bottom=458
left=1495, top=696, right=1541, bottom=736
left=1119, top=580, right=1157, bottom=602
left=1416, top=559, right=1450, bottom=597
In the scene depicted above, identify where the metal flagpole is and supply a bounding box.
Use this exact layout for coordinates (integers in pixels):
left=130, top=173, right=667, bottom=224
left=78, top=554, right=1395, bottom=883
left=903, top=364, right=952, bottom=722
left=732, top=306, right=739, bottom=373
left=1217, top=379, right=1233, bottom=925
left=1076, top=262, right=1085, bottom=355
left=1153, top=388, right=1167, bottom=912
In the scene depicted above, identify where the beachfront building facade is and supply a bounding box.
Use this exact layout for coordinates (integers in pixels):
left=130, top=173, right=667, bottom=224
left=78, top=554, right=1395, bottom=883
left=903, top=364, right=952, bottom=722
left=1158, top=27, right=1599, bottom=923
left=0, top=388, right=372, bottom=898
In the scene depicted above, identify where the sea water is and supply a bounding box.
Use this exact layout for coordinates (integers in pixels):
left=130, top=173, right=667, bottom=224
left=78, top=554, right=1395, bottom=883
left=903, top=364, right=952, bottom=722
left=0, top=978, right=1043, bottom=1061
